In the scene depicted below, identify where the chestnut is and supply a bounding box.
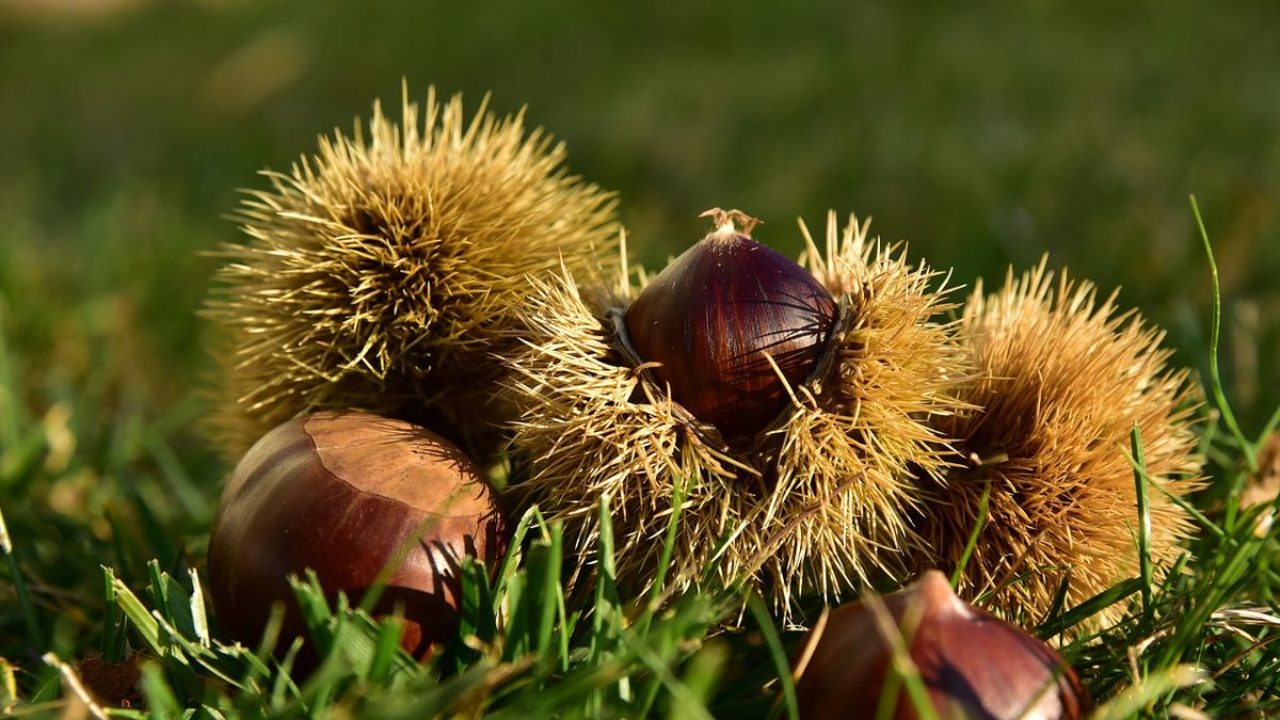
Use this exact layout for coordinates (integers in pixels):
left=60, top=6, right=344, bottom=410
left=793, top=570, right=1089, bottom=720
left=206, top=411, right=507, bottom=659
left=619, top=208, right=838, bottom=446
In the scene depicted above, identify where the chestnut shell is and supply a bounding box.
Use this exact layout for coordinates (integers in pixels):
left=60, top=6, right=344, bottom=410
left=207, top=411, right=507, bottom=659
left=623, top=219, right=837, bottom=445
left=794, top=570, right=1089, bottom=720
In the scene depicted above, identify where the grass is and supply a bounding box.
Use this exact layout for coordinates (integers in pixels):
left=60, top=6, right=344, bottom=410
left=3, top=2, right=1280, bottom=717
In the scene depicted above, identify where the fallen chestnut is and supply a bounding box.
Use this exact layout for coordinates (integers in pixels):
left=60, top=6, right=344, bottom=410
left=793, top=570, right=1089, bottom=720
left=619, top=208, right=838, bottom=446
left=207, top=410, right=508, bottom=659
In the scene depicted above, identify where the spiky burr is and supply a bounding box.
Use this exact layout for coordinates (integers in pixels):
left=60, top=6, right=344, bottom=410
left=916, top=260, right=1204, bottom=627
left=206, top=88, right=618, bottom=461
left=506, top=211, right=970, bottom=615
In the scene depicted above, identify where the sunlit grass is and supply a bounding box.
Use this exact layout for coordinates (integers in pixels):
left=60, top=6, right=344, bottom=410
left=2, top=206, right=1280, bottom=715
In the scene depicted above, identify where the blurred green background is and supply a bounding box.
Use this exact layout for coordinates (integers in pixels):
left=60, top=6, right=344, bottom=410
left=3, top=0, right=1279, bottom=481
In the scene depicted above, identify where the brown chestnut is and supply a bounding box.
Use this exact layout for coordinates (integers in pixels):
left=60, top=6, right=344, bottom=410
left=620, top=209, right=838, bottom=446
left=206, top=411, right=507, bottom=659
left=793, top=570, right=1089, bottom=720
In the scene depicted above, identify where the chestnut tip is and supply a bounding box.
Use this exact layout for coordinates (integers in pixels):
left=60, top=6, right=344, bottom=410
left=699, top=207, right=763, bottom=237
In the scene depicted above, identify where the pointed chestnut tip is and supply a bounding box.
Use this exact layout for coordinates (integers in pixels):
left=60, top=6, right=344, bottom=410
left=908, top=570, right=973, bottom=620
left=699, top=207, right=762, bottom=237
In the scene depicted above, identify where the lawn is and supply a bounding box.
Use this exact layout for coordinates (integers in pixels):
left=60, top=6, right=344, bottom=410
left=2, top=1, right=1280, bottom=717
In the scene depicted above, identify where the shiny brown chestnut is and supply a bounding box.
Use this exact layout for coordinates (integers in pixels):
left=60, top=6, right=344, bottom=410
left=620, top=209, right=838, bottom=445
left=793, top=570, right=1089, bottom=720
left=207, top=410, right=508, bottom=660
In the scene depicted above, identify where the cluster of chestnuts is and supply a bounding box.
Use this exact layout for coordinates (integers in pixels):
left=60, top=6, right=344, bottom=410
left=201, top=86, right=1204, bottom=715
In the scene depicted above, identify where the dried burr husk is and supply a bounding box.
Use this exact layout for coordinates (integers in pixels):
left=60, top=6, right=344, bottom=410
left=205, top=87, right=617, bottom=462
left=506, top=212, right=971, bottom=614
left=793, top=570, right=1089, bottom=720
left=207, top=411, right=508, bottom=660
left=917, top=260, right=1204, bottom=627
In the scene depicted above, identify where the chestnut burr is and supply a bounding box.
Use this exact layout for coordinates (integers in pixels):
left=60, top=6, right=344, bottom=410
left=506, top=209, right=969, bottom=619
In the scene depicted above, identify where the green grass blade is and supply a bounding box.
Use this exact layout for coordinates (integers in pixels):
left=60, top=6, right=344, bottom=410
left=1131, top=425, right=1154, bottom=626
left=588, top=491, right=624, bottom=711
left=368, top=620, right=407, bottom=687
left=0, top=658, right=16, bottom=712
left=252, top=602, right=286, bottom=663
left=138, top=662, right=181, bottom=720
left=950, top=481, right=991, bottom=588
left=858, top=589, right=939, bottom=720
left=747, top=594, right=798, bottom=720
left=1041, top=573, right=1073, bottom=629
left=675, top=641, right=727, bottom=719
left=1037, top=578, right=1142, bottom=639
left=101, top=566, right=131, bottom=663
left=269, top=638, right=305, bottom=709
left=510, top=523, right=564, bottom=663
left=1191, top=194, right=1256, bottom=474
left=1091, top=665, right=1206, bottom=720
left=110, top=573, right=163, bottom=652
left=1130, top=453, right=1225, bottom=539
left=0, top=503, right=44, bottom=649
left=143, top=433, right=211, bottom=524
left=649, top=470, right=689, bottom=607
left=537, top=523, right=565, bottom=656
left=592, top=492, right=622, bottom=657
left=619, top=631, right=714, bottom=720
left=504, top=572, right=529, bottom=662
left=493, top=506, right=539, bottom=594
left=443, top=556, right=495, bottom=673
